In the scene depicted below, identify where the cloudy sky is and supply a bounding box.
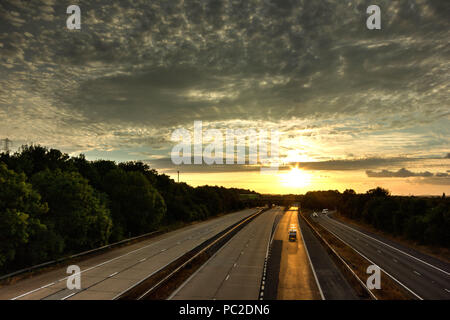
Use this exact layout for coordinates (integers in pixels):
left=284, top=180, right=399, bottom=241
left=0, top=0, right=449, bottom=195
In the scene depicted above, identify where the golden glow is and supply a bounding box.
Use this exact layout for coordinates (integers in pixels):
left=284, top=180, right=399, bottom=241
left=279, top=166, right=311, bottom=189
left=166, top=160, right=450, bottom=196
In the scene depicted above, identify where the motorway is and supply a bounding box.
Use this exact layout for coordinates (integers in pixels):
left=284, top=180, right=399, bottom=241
left=314, top=213, right=450, bottom=300
left=273, top=208, right=322, bottom=300
left=0, top=208, right=259, bottom=300
left=170, top=207, right=280, bottom=300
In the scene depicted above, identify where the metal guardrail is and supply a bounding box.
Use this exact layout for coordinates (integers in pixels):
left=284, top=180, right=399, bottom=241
left=0, top=230, right=161, bottom=281
left=300, top=212, right=377, bottom=300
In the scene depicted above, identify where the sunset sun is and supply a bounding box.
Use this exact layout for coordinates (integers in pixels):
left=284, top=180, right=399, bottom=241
left=280, top=166, right=312, bottom=189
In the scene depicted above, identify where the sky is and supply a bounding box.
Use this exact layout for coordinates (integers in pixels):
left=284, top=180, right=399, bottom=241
left=0, top=0, right=449, bottom=195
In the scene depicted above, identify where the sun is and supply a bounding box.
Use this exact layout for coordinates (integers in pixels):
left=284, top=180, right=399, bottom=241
left=279, top=166, right=312, bottom=189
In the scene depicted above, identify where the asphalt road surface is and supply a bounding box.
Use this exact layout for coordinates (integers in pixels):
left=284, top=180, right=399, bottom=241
left=274, top=208, right=322, bottom=300
left=314, top=213, right=450, bottom=300
left=297, top=213, right=359, bottom=300
left=0, top=208, right=259, bottom=300
left=170, top=207, right=280, bottom=300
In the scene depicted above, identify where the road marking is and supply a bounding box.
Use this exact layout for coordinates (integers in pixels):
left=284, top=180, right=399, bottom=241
left=61, top=292, right=78, bottom=300
left=393, top=259, right=398, bottom=263
left=377, top=250, right=382, bottom=254
left=225, top=274, right=230, bottom=281
left=233, top=263, right=237, bottom=267
left=140, top=258, right=146, bottom=262
left=413, top=271, right=421, bottom=276
left=109, top=272, right=119, bottom=277
left=41, top=282, right=56, bottom=289
left=324, top=215, right=450, bottom=276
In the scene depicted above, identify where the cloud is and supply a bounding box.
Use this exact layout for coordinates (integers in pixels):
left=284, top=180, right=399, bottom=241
left=0, top=0, right=448, bottom=166
left=366, top=168, right=434, bottom=178
left=147, top=156, right=417, bottom=174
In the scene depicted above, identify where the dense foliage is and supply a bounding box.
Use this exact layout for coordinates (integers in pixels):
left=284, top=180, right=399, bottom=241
left=300, top=188, right=450, bottom=248
left=0, top=145, right=261, bottom=274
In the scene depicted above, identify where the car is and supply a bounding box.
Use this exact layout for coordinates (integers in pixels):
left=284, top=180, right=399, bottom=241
left=288, top=228, right=297, bottom=241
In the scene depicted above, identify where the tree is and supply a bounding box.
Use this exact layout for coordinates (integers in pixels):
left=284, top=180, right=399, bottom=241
left=102, top=169, right=166, bottom=240
left=31, top=169, right=112, bottom=252
left=7, top=145, right=73, bottom=177
left=0, top=163, right=48, bottom=270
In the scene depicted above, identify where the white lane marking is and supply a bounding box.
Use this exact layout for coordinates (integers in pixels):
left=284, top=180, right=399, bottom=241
left=298, top=214, right=325, bottom=300
left=109, top=272, right=119, bottom=277
left=61, top=292, right=78, bottom=300
left=161, top=249, right=166, bottom=252
left=11, top=281, right=57, bottom=300
left=41, top=282, right=56, bottom=289
left=140, top=258, right=146, bottom=262
left=393, top=259, right=398, bottom=263
left=413, top=271, right=421, bottom=276
left=324, top=215, right=450, bottom=276
left=233, top=263, right=237, bottom=267
left=318, top=221, right=423, bottom=300
left=225, top=274, right=230, bottom=281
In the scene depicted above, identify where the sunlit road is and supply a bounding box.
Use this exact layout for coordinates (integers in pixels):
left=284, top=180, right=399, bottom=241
left=274, top=208, right=321, bottom=300
left=170, top=207, right=280, bottom=300
left=314, top=213, right=450, bottom=300
left=0, top=208, right=259, bottom=300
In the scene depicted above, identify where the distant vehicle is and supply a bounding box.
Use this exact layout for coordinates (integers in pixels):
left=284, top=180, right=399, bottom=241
left=322, top=209, right=328, bottom=214
left=312, top=212, right=318, bottom=217
left=288, top=228, right=297, bottom=241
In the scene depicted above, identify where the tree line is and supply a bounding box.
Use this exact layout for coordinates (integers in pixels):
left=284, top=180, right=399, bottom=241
left=299, top=188, right=449, bottom=248
left=0, top=145, right=261, bottom=274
